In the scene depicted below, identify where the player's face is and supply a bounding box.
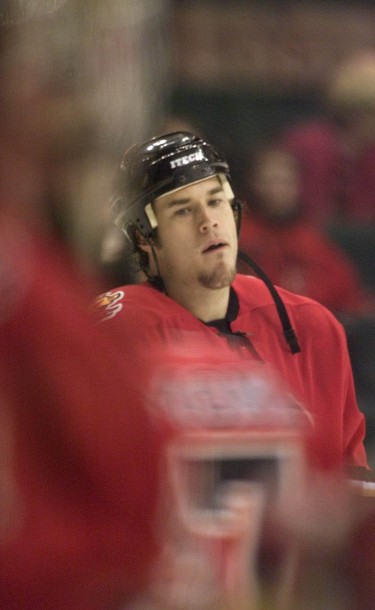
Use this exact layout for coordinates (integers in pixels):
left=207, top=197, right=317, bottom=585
left=152, top=176, right=238, bottom=294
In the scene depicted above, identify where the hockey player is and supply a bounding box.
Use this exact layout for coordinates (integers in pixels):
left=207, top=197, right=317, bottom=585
left=96, top=131, right=368, bottom=474
left=93, top=131, right=371, bottom=609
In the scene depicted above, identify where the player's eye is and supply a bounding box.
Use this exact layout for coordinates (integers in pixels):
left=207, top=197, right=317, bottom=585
left=208, top=198, right=223, bottom=207
left=174, top=206, right=191, bottom=217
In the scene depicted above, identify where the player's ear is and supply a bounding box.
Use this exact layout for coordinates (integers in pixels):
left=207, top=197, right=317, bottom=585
left=135, top=230, right=153, bottom=254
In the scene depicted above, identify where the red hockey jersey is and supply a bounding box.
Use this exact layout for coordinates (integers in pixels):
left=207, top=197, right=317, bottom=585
left=95, top=275, right=368, bottom=472
left=94, top=276, right=370, bottom=608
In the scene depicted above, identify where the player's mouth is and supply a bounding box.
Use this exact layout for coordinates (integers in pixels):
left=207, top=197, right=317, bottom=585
left=202, top=240, right=228, bottom=254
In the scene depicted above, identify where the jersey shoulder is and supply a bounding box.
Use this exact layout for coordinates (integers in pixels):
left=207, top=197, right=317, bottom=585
left=93, top=283, right=166, bottom=322
left=233, top=273, right=344, bottom=335
left=93, top=281, right=198, bottom=329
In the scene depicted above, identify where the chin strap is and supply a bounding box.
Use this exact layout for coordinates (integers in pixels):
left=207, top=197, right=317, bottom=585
left=146, top=240, right=168, bottom=294
left=148, top=274, right=165, bottom=293
left=237, top=250, right=301, bottom=355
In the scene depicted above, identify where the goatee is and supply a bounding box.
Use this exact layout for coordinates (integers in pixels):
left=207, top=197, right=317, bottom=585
left=198, top=263, right=236, bottom=290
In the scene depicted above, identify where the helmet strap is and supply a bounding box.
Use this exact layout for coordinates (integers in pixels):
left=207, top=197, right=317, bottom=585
left=149, top=243, right=165, bottom=290
left=232, top=199, right=243, bottom=236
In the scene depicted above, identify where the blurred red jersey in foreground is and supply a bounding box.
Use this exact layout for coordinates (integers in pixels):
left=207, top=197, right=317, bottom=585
left=0, top=213, right=167, bottom=610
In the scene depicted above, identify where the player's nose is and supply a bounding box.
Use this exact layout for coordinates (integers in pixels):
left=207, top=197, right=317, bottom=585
left=198, top=206, right=218, bottom=233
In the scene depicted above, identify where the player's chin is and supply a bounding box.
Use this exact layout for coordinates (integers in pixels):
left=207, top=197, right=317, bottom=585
left=198, top=263, right=236, bottom=290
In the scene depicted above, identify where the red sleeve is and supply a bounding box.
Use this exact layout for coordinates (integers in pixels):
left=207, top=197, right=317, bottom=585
left=296, top=300, right=368, bottom=471
left=339, top=331, right=369, bottom=470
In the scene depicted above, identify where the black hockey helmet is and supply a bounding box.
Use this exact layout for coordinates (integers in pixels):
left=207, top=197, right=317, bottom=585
left=111, top=131, right=239, bottom=241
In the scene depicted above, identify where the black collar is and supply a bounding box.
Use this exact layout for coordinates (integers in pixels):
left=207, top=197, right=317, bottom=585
left=204, top=287, right=239, bottom=334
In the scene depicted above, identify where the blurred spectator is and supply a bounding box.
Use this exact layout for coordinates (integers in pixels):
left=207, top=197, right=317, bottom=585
left=282, top=49, right=375, bottom=226
left=238, top=142, right=375, bottom=318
